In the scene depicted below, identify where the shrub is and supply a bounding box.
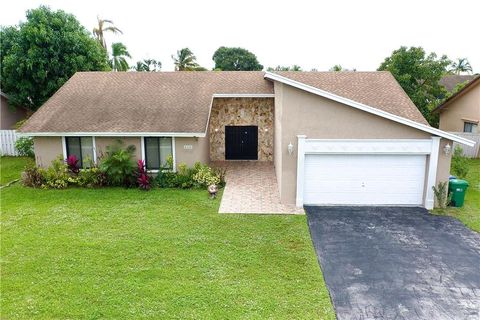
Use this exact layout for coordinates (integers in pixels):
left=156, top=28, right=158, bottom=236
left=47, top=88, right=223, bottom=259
left=21, top=166, right=45, bottom=187
left=43, top=157, right=70, bottom=189
left=99, top=141, right=136, bottom=187
left=451, top=145, right=469, bottom=179
left=192, top=164, right=221, bottom=187
left=76, top=167, right=108, bottom=188
left=15, top=137, right=34, bottom=157
left=432, top=181, right=450, bottom=209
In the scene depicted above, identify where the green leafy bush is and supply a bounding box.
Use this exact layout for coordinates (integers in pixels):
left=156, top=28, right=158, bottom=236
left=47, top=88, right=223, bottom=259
left=42, top=157, right=70, bottom=189
left=15, top=137, right=34, bottom=157
left=21, top=165, right=45, bottom=187
left=76, top=167, right=108, bottom=188
left=99, top=141, right=136, bottom=187
left=193, top=164, right=221, bottom=187
left=451, top=145, right=469, bottom=179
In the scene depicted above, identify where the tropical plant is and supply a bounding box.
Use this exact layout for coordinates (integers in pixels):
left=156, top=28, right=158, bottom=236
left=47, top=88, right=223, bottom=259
left=15, top=137, right=34, bottom=157
left=0, top=6, right=110, bottom=111
left=330, top=65, right=344, bottom=71
left=43, top=157, right=70, bottom=189
left=99, top=141, right=136, bottom=187
left=432, top=181, right=450, bottom=209
left=192, top=164, right=221, bottom=187
left=212, top=47, right=263, bottom=71
left=92, top=16, right=122, bottom=49
left=66, top=155, right=80, bottom=174
left=133, top=59, right=161, bottom=72
left=449, top=58, right=472, bottom=75
left=378, top=46, right=451, bottom=125
left=451, top=145, right=469, bottom=179
left=110, top=42, right=131, bottom=71
left=136, top=160, right=151, bottom=190
left=172, top=48, right=204, bottom=71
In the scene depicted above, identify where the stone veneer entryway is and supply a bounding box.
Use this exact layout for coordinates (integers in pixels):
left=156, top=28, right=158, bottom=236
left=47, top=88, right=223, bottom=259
left=209, top=97, right=274, bottom=161
left=214, top=162, right=304, bottom=214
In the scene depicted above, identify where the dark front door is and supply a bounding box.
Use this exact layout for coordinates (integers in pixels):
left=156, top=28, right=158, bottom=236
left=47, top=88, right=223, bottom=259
left=225, top=126, right=258, bottom=160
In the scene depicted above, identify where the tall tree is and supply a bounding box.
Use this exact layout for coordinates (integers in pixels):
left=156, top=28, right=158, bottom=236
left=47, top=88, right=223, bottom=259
left=330, top=64, right=344, bottom=71
left=171, top=48, right=203, bottom=71
left=212, top=47, right=263, bottom=71
left=133, top=59, right=161, bottom=72
left=0, top=6, right=109, bottom=111
left=449, top=58, right=473, bottom=75
left=267, top=65, right=302, bottom=71
left=378, top=46, right=451, bottom=125
left=110, top=42, right=131, bottom=71
left=92, top=16, right=122, bottom=49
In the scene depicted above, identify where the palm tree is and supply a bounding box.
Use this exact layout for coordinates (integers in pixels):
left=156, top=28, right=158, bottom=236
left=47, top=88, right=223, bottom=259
left=93, top=16, right=123, bottom=49
left=450, top=58, right=472, bottom=74
left=330, top=64, right=344, bottom=71
left=110, top=42, right=131, bottom=71
left=172, top=48, right=200, bottom=71
left=133, top=59, right=161, bottom=72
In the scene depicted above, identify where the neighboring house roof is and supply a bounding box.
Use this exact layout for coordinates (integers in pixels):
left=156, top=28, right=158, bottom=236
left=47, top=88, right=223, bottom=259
left=433, top=75, right=480, bottom=113
left=439, top=75, right=477, bottom=92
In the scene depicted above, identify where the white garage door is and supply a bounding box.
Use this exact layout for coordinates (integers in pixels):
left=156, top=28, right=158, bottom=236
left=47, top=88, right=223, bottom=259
left=303, top=154, right=427, bottom=205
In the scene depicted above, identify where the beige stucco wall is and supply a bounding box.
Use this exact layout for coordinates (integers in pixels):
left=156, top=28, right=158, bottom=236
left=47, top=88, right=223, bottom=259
left=1, top=96, right=28, bottom=130
left=439, top=82, right=480, bottom=132
left=95, top=137, right=142, bottom=162
left=209, top=97, right=274, bottom=161
left=34, top=137, right=63, bottom=167
left=276, top=84, right=446, bottom=205
left=175, top=137, right=209, bottom=166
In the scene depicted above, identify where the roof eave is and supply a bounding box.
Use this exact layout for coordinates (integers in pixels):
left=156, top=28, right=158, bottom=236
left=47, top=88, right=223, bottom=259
left=264, top=71, right=476, bottom=147
left=17, top=131, right=207, bottom=138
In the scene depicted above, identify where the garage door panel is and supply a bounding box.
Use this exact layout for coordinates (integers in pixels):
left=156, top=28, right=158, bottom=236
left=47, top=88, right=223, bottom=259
left=303, top=154, right=426, bottom=205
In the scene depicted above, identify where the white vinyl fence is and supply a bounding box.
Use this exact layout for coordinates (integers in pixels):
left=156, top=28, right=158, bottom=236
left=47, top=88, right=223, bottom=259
left=450, top=132, right=480, bottom=158
left=0, top=130, right=19, bottom=156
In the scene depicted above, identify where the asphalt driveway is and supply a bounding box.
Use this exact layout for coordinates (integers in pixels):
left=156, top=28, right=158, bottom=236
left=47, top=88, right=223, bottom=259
left=305, top=206, right=480, bottom=320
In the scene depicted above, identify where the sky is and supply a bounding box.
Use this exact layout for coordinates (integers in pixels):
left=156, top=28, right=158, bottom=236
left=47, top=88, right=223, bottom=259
left=1, top=0, right=479, bottom=72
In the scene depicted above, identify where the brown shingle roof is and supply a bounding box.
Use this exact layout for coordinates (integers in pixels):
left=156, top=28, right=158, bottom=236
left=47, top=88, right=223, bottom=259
left=434, top=75, right=480, bottom=113
left=20, top=71, right=428, bottom=133
left=439, top=75, right=477, bottom=92
left=274, top=71, right=429, bottom=125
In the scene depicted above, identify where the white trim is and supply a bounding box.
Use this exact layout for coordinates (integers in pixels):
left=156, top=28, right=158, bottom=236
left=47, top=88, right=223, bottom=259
left=296, top=135, right=307, bottom=207
left=92, top=136, right=97, bottom=164
left=212, top=93, right=275, bottom=98
left=61, top=136, right=67, bottom=160
left=425, top=137, right=440, bottom=210
left=205, top=96, right=215, bottom=139
left=295, top=137, right=440, bottom=209
left=172, top=136, right=177, bottom=172
left=264, top=72, right=476, bottom=147
left=303, top=139, right=433, bottom=155
left=19, top=132, right=206, bottom=138
left=141, top=136, right=145, bottom=163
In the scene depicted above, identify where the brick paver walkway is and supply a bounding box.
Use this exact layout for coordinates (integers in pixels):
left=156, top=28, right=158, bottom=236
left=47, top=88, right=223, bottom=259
left=213, top=161, right=304, bottom=214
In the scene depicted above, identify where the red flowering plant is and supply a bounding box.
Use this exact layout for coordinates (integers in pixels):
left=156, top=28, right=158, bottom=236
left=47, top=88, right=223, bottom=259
left=66, top=155, right=80, bottom=174
left=136, top=160, right=151, bottom=190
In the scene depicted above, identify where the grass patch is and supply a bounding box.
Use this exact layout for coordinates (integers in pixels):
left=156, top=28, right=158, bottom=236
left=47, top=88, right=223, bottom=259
left=433, top=159, right=480, bottom=232
left=1, top=182, right=334, bottom=318
left=0, top=156, right=34, bottom=186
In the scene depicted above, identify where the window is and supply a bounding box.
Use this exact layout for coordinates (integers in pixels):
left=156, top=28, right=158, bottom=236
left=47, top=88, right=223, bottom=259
left=464, top=122, right=478, bottom=133
left=65, top=137, right=94, bottom=168
left=144, top=137, right=173, bottom=170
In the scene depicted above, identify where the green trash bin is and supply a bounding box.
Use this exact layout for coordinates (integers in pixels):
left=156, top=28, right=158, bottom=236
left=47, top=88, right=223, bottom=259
left=448, top=179, right=469, bottom=207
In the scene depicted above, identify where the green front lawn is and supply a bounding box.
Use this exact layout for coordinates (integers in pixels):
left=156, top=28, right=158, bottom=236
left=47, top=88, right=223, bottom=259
left=1, top=184, right=334, bottom=318
left=433, top=159, right=480, bottom=232
left=0, top=156, right=34, bottom=185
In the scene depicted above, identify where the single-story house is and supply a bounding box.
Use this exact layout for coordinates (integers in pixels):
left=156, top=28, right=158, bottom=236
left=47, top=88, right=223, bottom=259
left=1, top=91, right=29, bottom=130
left=434, top=75, right=480, bottom=134
left=19, top=71, right=475, bottom=209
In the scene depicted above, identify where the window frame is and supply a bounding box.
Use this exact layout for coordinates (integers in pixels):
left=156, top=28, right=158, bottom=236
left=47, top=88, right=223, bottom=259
left=463, top=121, right=478, bottom=133
left=143, top=137, right=174, bottom=172
left=63, top=136, right=96, bottom=168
